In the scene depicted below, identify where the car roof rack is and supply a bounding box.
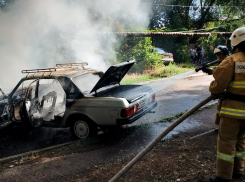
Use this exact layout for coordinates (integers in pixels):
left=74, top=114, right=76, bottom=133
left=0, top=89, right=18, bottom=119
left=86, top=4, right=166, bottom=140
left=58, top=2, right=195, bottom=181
left=22, top=68, right=57, bottom=74
left=56, top=62, right=88, bottom=68
left=21, top=62, right=89, bottom=78
left=22, top=62, right=88, bottom=73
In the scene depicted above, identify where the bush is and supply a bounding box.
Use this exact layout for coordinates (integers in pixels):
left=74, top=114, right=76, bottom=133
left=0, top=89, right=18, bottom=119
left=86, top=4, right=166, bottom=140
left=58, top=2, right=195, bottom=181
left=150, top=62, right=186, bottom=77
left=175, top=44, right=192, bottom=63
left=115, top=37, right=163, bottom=73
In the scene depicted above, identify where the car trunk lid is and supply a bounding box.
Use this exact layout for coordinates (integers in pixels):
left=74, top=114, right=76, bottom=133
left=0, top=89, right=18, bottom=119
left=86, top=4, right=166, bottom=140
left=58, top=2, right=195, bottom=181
left=90, top=60, right=139, bottom=93
left=95, top=84, right=153, bottom=103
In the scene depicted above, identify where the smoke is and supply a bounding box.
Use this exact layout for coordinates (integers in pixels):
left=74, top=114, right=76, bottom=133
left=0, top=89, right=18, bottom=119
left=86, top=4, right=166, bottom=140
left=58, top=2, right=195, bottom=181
left=0, top=0, right=152, bottom=92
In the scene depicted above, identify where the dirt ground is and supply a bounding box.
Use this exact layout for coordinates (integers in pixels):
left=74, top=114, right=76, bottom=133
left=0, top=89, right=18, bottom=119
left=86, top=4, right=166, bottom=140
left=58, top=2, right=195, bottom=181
left=1, top=104, right=245, bottom=182
left=59, top=105, right=244, bottom=182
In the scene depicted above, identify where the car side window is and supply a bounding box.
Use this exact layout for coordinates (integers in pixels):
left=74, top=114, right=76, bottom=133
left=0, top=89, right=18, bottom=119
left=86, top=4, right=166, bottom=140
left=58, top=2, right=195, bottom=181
left=38, top=79, right=66, bottom=108
left=12, top=80, right=35, bottom=102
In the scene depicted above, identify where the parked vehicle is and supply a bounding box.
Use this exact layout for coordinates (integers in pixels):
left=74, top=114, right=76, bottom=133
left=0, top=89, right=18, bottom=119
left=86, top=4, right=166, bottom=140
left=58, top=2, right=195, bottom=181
left=155, top=48, right=174, bottom=65
left=0, top=60, right=157, bottom=139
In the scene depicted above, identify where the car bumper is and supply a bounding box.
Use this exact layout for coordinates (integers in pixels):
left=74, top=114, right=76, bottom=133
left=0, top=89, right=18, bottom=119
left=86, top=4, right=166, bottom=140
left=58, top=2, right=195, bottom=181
left=161, top=58, right=174, bottom=62
left=116, top=101, right=157, bottom=125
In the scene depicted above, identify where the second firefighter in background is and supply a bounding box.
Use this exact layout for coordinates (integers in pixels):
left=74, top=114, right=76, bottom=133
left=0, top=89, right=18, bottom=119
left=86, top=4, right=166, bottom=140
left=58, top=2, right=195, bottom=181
left=202, top=45, right=230, bottom=75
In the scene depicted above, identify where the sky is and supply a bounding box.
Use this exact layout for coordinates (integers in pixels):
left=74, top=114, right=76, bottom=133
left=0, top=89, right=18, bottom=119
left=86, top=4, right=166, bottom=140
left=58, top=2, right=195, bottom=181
left=0, top=0, right=152, bottom=92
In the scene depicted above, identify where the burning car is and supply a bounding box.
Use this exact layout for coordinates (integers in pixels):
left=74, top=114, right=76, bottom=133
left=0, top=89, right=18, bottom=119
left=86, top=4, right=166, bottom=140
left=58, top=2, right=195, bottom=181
left=0, top=60, right=157, bottom=139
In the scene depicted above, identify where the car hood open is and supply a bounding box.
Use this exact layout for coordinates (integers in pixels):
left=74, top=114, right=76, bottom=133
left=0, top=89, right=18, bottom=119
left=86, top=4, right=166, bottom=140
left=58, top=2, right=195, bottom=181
left=90, top=60, right=139, bottom=93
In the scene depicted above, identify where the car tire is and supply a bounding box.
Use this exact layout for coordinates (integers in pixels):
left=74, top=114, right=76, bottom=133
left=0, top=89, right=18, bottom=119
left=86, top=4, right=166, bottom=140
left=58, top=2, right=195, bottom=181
left=70, top=117, right=98, bottom=139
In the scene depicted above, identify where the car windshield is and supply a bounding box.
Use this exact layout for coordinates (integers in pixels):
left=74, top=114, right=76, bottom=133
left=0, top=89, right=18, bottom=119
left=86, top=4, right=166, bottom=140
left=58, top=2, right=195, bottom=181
left=72, top=73, right=101, bottom=94
left=155, top=48, right=166, bottom=54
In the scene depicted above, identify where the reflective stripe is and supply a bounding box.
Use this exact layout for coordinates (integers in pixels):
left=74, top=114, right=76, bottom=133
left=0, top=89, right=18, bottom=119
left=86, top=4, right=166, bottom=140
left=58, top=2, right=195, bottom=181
left=217, top=151, right=234, bottom=162
left=235, top=151, right=245, bottom=158
left=220, top=107, right=245, bottom=117
left=216, top=110, right=220, bottom=114
left=230, top=81, right=245, bottom=88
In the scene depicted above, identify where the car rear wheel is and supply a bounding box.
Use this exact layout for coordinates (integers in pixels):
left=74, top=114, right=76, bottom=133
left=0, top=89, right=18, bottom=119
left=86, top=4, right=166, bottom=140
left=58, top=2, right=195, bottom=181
left=70, top=118, right=98, bottom=139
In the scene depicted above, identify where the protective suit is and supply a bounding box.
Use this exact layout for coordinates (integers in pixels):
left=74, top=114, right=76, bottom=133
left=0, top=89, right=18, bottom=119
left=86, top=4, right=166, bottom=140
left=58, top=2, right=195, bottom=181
left=209, top=50, right=245, bottom=180
left=203, top=46, right=230, bottom=126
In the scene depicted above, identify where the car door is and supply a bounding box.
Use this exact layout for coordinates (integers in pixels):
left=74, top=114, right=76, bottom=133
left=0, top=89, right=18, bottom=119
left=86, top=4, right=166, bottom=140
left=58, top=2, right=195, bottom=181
left=0, top=89, right=11, bottom=127
left=21, top=79, right=42, bottom=129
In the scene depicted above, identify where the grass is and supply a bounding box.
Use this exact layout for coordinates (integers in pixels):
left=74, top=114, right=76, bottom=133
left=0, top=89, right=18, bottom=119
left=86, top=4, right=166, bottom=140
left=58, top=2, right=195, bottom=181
left=178, top=63, right=195, bottom=69
left=159, top=104, right=216, bottom=123
left=159, top=111, right=187, bottom=122
left=121, top=74, right=162, bottom=85
left=204, top=105, right=212, bottom=109
left=121, top=63, right=193, bottom=85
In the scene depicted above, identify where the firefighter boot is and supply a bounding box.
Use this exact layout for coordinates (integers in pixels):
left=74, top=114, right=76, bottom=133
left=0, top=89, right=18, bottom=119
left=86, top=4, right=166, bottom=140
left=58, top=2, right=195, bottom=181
left=210, top=176, right=231, bottom=182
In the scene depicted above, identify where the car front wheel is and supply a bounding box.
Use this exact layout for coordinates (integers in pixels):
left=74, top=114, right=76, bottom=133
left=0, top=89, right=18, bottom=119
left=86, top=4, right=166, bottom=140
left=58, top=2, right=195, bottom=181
left=70, top=118, right=98, bottom=139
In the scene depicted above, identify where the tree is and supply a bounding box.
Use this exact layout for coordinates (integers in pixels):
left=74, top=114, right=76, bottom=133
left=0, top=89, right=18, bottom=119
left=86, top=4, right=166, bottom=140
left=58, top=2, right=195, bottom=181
left=115, top=36, right=163, bottom=73
left=150, top=0, right=244, bottom=31
left=149, top=0, right=245, bottom=63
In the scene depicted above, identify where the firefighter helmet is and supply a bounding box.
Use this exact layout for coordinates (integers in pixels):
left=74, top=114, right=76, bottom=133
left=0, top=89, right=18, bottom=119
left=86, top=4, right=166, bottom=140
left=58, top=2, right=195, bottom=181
left=229, top=26, right=245, bottom=47
left=213, top=45, right=230, bottom=56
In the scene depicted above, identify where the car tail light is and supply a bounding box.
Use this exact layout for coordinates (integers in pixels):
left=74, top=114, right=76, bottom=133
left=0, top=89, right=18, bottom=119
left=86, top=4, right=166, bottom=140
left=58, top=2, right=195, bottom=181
left=148, top=94, right=155, bottom=103
left=170, top=54, right=173, bottom=58
left=151, top=94, right=155, bottom=102
left=121, top=104, right=139, bottom=117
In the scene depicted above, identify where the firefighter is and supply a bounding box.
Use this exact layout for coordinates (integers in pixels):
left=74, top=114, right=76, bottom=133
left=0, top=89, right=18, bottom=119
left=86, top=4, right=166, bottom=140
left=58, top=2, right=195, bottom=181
left=202, top=45, right=230, bottom=75
left=209, top=26, right=245, bottom=182
left=214, top=45, right=230, bottom=63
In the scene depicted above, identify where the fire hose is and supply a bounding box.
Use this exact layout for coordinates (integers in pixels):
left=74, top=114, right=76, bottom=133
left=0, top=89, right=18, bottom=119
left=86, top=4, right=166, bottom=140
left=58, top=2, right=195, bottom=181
left=109, top=94, right=219, bottom=182
left=195, top=60, right=220, bottom=72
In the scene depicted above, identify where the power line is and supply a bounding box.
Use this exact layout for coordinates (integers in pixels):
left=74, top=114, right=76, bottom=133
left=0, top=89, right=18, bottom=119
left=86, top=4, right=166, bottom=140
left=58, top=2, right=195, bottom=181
left=143, top=3, right=241, bottom=8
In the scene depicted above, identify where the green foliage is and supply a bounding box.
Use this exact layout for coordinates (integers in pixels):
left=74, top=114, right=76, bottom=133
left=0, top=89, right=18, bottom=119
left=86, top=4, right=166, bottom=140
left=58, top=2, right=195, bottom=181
left=201, top=35, right=226, bottom=61
left=178, top=63, right=195, bottom=69
left=121, top=75, right=160, bottom=85
left=175, top=44, right=192, bottom=63
left=205, top=105, right=212, bottom=109
left=151, top=0, right=244, bottom=30
left=151, top=28, right=189, bottom=32
left=115, top=37, right=163, bottom=73
left=148, top=0, right=245, bottom=64
left=159, top=111, right=186, bottom=122
left=161, top=62, right=187, bottom=76
left=112, top=0, right=245, bottom=66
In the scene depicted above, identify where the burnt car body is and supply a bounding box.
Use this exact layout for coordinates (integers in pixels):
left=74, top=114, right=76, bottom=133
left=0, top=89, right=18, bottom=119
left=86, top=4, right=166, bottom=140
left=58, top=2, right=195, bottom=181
left=0, top=60, right=157, bottom=139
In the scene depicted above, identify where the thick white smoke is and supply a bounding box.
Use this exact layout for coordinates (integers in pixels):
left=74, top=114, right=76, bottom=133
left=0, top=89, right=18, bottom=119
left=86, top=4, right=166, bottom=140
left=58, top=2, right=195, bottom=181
left=0, top=0, right=152, bottom=92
